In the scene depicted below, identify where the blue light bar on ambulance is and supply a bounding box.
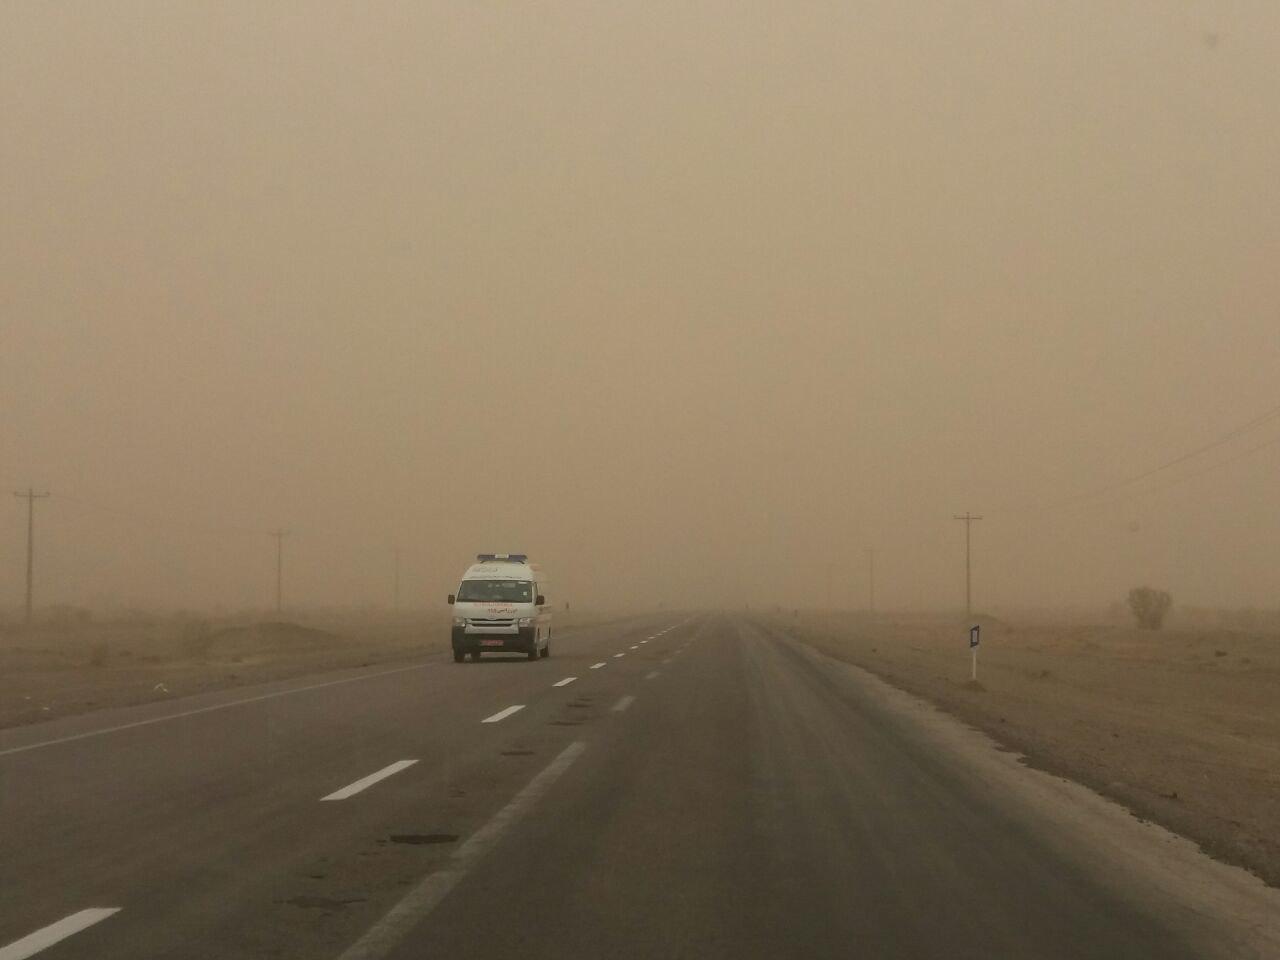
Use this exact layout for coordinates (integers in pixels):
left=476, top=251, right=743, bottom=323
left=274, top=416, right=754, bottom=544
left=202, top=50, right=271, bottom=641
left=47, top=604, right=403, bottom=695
left=476, top=553, right=529, bottom=563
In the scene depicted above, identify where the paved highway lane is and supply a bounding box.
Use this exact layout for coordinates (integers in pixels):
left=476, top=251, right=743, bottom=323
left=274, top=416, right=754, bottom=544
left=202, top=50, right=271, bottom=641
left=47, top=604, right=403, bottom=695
left=371, top=618, right=1277, bottom=960
left=0, top=614, right=687, bottom=959
left=3, top=615, right=1276, bottom=959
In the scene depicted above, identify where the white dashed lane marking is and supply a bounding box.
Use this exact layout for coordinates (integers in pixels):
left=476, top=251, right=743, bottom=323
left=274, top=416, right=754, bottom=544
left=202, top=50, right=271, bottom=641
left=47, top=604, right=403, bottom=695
left=482, top=705, right=525, bottom=724
left=645, top=671, right=660, bottom=680
left=336, top=742, right=586, bottom=960
left=611, top=695, right=636, bottom=713
left=321, top=760, right=419, bottom=801
left=590, top=662, right=606, bottom=670
left=553, top=677, right=577, bottom=687
left=613, top=653, right=625, bottom=659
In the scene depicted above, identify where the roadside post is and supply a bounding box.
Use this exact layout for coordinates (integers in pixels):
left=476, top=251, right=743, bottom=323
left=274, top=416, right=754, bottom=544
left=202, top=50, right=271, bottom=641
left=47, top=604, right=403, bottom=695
left=969, top=625, right=980, bottom=681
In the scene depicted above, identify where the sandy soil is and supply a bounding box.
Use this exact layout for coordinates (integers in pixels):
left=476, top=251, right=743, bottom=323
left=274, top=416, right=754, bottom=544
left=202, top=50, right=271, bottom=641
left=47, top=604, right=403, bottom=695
left=0, top=608, right=629, bottom=731
left=766, top=612, right=1280, bottom=888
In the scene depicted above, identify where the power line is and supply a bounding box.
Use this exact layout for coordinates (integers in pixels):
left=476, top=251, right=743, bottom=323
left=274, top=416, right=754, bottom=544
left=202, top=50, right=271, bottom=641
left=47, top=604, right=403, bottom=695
left=1051, top=400, right=1280, bottom=508
left=1083, top=431, right=1280, bottom=512
left=1152, top=404, right=1280, bottom=471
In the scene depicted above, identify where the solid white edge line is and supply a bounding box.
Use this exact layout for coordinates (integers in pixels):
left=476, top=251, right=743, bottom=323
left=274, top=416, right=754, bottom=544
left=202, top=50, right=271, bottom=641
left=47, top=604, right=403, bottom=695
left=0, top=909, right=121, bottom=960
left=320, top=760, right=419, bottom=802
left=589, top=662, right=606, bottom=669
left=552, top=677, right=577, bottom=687
left=481, top=705, right=525, bottom=724
left=611, top=694, right=636, bottom=712
left=0, top=662, right=434, bottom=759
left=336, top=741, right=587, bottom=960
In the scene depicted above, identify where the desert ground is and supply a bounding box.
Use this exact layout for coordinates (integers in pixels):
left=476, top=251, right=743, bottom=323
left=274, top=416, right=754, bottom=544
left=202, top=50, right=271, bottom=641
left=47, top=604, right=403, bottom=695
left=0, top=607, right=627, bottom=730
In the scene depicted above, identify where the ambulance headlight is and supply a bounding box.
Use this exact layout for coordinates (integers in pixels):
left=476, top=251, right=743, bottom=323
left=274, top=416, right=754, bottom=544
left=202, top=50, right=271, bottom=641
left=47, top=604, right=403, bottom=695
left=517, top=617, right=535, bottom=627
left=452, top=617, right=467, bottom=627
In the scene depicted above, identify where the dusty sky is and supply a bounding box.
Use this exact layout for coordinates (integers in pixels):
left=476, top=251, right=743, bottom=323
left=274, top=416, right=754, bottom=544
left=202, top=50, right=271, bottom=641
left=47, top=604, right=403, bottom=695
left=2, top=2, right=1278, bottom=614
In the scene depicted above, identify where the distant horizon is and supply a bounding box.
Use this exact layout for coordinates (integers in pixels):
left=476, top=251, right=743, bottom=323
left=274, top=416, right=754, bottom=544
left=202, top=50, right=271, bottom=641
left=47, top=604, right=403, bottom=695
left=5, top=598, right=1279, bottom=626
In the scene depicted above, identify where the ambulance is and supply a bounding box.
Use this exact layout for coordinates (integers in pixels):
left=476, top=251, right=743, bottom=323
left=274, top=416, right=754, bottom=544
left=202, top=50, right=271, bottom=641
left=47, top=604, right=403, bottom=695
left=447, top=554, right=551, bottom=662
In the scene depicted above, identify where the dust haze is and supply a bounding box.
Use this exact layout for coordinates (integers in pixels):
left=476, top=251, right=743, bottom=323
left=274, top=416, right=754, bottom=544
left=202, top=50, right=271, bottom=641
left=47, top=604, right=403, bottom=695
left=2, top=2, right=1278, bottom=615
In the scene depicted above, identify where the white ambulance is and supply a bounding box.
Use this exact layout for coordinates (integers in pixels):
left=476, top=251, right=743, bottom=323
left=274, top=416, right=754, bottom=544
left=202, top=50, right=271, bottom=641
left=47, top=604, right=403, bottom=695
left=447, top=554, right=551, bottom=662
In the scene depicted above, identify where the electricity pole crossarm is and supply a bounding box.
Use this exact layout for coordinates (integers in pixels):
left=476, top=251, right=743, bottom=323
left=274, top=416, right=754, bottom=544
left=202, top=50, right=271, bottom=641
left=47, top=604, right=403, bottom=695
left=952, top=513, right=983, bottom=619
left=13, top=489, right=51, bottom=625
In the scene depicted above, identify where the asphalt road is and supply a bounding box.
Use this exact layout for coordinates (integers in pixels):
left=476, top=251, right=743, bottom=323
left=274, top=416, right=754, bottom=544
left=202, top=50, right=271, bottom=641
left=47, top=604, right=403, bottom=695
left=1, top=615, right=1273, bottom=959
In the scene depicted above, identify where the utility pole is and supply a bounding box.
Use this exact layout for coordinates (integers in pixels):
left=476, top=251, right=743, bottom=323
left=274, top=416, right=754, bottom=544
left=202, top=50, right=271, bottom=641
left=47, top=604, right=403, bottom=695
left=269, top=529, right=288, bottom=614
left=13, top=489, right=50, bottom=625
left=393, top=547, right=401, bottom=612
left=867, top=548, right=875, bottom=614
left=953, top=513, right=983, bottom=619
